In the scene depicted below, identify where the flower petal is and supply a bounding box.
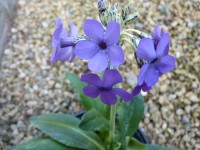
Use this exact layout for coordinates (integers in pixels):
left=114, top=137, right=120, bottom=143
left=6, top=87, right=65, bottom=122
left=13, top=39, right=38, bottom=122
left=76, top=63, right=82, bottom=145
left=74, top=40, right=99, bottom=59
left=141, top=83, right=151, bottom=92
left=50, top=49, right=57, bottom=65
left=102, top=69, right=122, bottom=88
left=132, top=85, right=142, bottom=96
left=55, top=18, right=62, bottom=27
left=154, top=55, right=176, bottom=74
left=55, top=18, right=68, bottom=38
left=69, top=22, right=78, bottom=37
left=52, top=24, right=62, bottom=42
left=52, top=18, right=68, bottom=47
left=52, top=36, right=59, bottom=49
left=156, top=33, right=170, bottom=58
left=81, top=73, right=102, bottom=87
left=58, top=47, right=73, bottom=62
left=107, top=45, right=124, bottom=66
left=88, top=51, right=108, bottom=72
left=100, top=91, right=117, bottom=105
left=83, top=19, right=104, bottom=43
left=136, top=38, right=156, bottom=63
left=83, top=85, right=100, bottom=98
left=144, top=66, right=159, bottom=87
left=50, top=45, right=60, bottom=65
left=104, top=21, right=120, bottom=45
left=69, top=53, right=76, bottom=62
left=138, top=64, right=150, bottom=86
left=112, top=88, right=132, bottom=102
left=152, top=25, right=164, bottom=43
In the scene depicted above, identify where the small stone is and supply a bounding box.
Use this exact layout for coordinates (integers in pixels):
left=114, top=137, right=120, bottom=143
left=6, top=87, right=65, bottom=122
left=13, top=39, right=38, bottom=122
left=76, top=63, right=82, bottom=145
left=135, top=22, right=144, bottom=29
left=176, top=109, right=184, bottom=115
left=187, top=21, right=197, bottom=28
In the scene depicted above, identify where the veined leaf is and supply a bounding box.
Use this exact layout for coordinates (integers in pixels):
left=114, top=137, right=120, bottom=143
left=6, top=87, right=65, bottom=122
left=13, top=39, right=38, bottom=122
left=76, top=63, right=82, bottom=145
left=30, top=114, right=106, bottom=150
left=127, top=138, right=147, bottom=150
left=66, top=72, right=86, bottom=95
left=14, top=137, right=80, bottom=150
left=146, top=144, right=178, bottom=150
left=117, top=94, right=145, bottom=142
left=79, top=109, right=109, bottom=131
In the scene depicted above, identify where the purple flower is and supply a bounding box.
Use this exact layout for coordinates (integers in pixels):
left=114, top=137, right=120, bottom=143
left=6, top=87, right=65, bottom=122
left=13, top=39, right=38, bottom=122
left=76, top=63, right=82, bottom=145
left=132, top=83, right=151, bottom=96
left=81, top=69, right=132, bottom=105
left=132, top=26, right=176, bottom=96
left=51, top=18, right=78, bottom=64
left=74, top=19, right=124, bottom=72
left=152, top=25, right=165, bottom=45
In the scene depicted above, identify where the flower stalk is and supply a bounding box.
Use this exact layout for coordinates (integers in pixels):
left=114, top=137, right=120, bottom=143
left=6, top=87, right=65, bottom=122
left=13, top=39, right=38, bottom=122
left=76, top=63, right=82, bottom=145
left=109, top=103, right=116, bottom=150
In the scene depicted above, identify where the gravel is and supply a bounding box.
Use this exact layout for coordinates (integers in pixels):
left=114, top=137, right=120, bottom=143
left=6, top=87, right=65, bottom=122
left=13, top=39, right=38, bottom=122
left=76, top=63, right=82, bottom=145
left=0, top=0, right=199, bottom=150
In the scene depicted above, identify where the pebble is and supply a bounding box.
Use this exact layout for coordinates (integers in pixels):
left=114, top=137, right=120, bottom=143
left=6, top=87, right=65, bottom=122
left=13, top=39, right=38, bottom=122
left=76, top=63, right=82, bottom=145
left=0, top=0, right=199, bottom=150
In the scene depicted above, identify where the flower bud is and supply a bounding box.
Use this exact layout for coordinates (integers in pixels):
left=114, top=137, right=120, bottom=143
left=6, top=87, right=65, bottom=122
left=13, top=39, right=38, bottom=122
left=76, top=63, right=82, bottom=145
left=98, top=2, right=123, bottom=26
left=122, top=4, right=140, bottom=25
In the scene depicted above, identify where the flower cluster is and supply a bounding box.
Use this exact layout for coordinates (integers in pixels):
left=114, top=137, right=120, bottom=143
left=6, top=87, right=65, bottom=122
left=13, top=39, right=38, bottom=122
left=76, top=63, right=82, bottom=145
left=132, top=25, right=176, bottom=96
left=51, top=2, right=176, bottom=105
left=51, top=18, right=78, bottom=64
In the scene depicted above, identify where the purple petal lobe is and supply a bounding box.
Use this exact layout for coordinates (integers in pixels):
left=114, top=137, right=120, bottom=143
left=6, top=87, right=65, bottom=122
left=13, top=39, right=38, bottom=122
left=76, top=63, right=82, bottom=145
left=144, top=66, right=159, bottom=87
left=88, top=51, right=108, bottom=72
left=52, top=36, right=59, bottom=48
left=52, top=18, right=68, bottom=48
left=132, top=85, right=142, bottom=96
left=136, top=38, right=156, bottom=63
left=69, top=22, right=78, bottom=37
left=100, top=91, right=117, bottom=105
left=141, top=83, right=151, bottom=92
left=112, top=88, right=132, bottom=101
left=69, top=54, right=75, bottom=62
left=102, top=69, right=122, bottom=88
left=52, top=24, right=63, bottom=41
left=156, top=33, right=170, bottom=57
left=55, top=18, right=62, bottom=27
left=81, top=73, right=102, bottom=87
left=108, top=45, right=124, bottom=66
left=104, top=21, right=120, bottom=45
left=58, top=47, right=73, bottom=61
left=152, top=25, right=164, bottom=43
left=138, top=64, right=150, bottom=86
left=50, top=49, right=58, bottom=65
left=154, top=55, right=176, bottom=74
left=83, top=85, right=100, bottom=98
left=50, top=45, right=60, bottom=65
left=74, top=40, right=99, bottom=59
left=83, top=19, right=104, bottom=43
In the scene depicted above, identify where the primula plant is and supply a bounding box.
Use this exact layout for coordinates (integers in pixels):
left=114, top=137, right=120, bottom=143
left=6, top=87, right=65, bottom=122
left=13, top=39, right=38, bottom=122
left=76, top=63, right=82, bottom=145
left=15, top=1, right=177, bottom=150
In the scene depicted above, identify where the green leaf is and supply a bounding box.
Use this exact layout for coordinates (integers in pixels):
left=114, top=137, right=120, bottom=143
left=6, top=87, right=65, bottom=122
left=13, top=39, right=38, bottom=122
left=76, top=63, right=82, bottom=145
left=14, top=137, right=80, bottom=150
left=30, top=114, right=106, bottom=150
left=146, top=144, right=178, bottom=150
left=79, top=109, right=109, bottom=131
left=117, top=94, right=145, bottom=142
left=66, top=72, right=110, bottom=118
left=127, top=138, right=147, bottom=150
left=66, top=72, right=85, bottom=95
left=66, top=72, right=98, bottom=110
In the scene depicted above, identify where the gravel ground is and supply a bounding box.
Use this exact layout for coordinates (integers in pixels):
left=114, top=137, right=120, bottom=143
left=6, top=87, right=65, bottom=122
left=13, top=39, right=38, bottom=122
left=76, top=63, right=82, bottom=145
left=0, top=0, right=199, bottom=150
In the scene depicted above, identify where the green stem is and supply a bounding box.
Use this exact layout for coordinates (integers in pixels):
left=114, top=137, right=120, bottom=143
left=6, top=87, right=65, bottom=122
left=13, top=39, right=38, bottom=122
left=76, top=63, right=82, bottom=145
left=109, top=104, right=116, bottom=150
left=121, top=38, right=136, bottom=50
left=121, top=32, right=133, bottom=39
left=122, top=29, right=142, bottom=35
